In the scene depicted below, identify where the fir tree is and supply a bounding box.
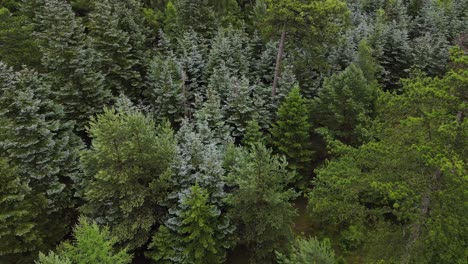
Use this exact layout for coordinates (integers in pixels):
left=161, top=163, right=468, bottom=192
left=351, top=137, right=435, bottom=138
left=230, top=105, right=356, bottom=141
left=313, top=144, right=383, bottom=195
left=271, top=87, right=313, bottom=175
left=88, top=0, right=149, bottom=100
left=223, top=76, right=254, bottom=138
left=145, top=54, right=186, bottom=125
left=0, top=157, right=38, bottom=259
left=80, top=105, right=176, bottom=250
left=146, top=225, right=180, bottom=264
left=0, top=63, right=82, bottom=261
left=242, top=119, right=265, bottom=147
left=179, top=184, right=226, bottom=263
left=226, top=143, right=297, bottom=263
left=194, top=89, right=231, bottom=145
left=33, top=0, right=111, bottom=131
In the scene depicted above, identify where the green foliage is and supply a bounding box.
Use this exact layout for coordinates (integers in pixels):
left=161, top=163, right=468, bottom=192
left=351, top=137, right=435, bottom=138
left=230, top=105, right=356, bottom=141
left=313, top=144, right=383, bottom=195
left=0, top=158, right=38, bottom=258
left=312, top=64, right=378, bottom=147
left=145, top=54, right=186, bottom=125
left=33, top=0, right=111, bottom=131
left=80, top=105, right=176, bottom=250
left=146, top=225, right=179, bottom=264
left=271, top=87, right=313, bottom=175
left=276, top=237, right=337, bottom=264
left=0, top=8, right=40, bottom=69
left=179, top=184, right=226, bottom=263
left=242, top=119, right=265, bottom=147
left=0, top=63, right=82, bottom=261
left=309, top=51, right=467, bottom=262
left=37, top=218, right=132, bottom=264
left=87, top=0, right=149, bottom=101
left=226, top=144, right=297, bottom=263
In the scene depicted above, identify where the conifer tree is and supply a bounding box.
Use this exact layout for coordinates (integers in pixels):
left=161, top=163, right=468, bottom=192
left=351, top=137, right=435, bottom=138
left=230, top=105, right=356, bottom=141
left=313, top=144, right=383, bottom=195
left=312, top=64, right=377, bottom=147
left=88, top=0, right=149, bottom=100
left=145, top=54, right=186, bottom=125
left=0, top=63, right=82, bottom=260
left=80, top=104, right=176, bottom=250
left=0, top=157, right=38, bottom=260
left=173, top=0, right=217, bottom=37
left=271, top=87, right=313, bottom=175
left=224, top=76, right=254, bottom=138
left=146, top=225, right=180, bottom=264
left=242, top=119, right=265, bottom=147
left=37, top=218, right=132, bottom=264
left=226, top=143, right=297, bottom=263
left=208, top=61, right=233, bottom=102
left=0, top=7, right=40, bottom=69
left=276, top=237, right=337, bottom=264
left=206, top=26, right=252, bottom=79
left=179, top=184, right=226, bottom=263
left=33, top=0, right=111, bottom=131
left=194, top=89, right=231, bottom=145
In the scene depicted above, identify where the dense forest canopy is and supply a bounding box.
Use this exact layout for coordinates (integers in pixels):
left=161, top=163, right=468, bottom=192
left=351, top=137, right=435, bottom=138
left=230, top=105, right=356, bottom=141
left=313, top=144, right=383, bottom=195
left=0, top=0, right=467, bottom=263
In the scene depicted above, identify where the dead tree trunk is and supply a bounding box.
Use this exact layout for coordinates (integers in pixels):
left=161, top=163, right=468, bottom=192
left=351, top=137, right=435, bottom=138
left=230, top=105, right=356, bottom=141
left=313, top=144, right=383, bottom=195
left=272, top=27, right=286, bottom=99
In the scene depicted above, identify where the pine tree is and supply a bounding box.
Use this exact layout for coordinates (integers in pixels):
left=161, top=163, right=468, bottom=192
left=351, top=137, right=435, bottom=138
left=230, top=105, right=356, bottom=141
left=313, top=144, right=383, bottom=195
left=33, top=0, right=111, bottom=131
left=145, top=54, right=186, bottom=125
left=179, top=184, right=226, bottom=263
left=37, top=218, right=132, bottom=264
left=80, top=105, right=176, bottom=250
left=226, top=143, right=297, bottom=263
left=0, top=63, right=82, bottom=261
left=312, top=64, right=377, bottom=147
left=88, top=0, right=149, bottom=101
left=276, top=237, right=337, bottom=264
left=271, top=87, right=313, bottom=175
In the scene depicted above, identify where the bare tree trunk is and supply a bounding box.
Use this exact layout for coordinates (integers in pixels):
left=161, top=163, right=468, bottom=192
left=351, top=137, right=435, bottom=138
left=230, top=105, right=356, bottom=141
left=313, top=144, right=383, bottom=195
left=272, top=27, right=286, bottom=99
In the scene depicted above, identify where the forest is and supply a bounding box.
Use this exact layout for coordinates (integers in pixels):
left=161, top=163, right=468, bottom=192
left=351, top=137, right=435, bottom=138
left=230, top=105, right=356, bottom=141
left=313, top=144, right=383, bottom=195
left=0, top=0, right=467, bottom=263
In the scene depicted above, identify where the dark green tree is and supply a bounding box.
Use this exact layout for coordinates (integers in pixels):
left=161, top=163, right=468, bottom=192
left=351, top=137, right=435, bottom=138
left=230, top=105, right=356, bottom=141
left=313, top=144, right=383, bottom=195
left=87, top=0, right=149, bottom=100
left=145, top=54, right=186, bottom=125
left=226, top=144, right=297, bottom=263
left=271, top=87, right=313, bottom=175
left=312, top=64, right=377, bottom=147
left=0, top=63, right=82, bottom=261
left=33, top=0, right=111, bottom=131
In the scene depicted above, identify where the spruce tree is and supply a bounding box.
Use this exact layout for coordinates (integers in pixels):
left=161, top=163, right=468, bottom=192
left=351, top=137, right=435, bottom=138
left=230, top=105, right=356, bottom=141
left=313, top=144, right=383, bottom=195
left=0, top=63, right=82, bottom=261
left=145, top=54, right=186, bottom=125
left=226, top=143, right=297, bottom=263
left=33, top=0, right=111, bottom=131
left=194, top=89, right=231, bottom=145
left=88, top=0, right=149, bottom=101
left=146, top=225, right=180, bottom=264
left=223, top=76, right=254, bottom=138
left=80, top=104, right=176, bottom=250
left=271, top=87, right=313, bottom=175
